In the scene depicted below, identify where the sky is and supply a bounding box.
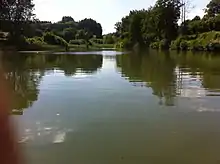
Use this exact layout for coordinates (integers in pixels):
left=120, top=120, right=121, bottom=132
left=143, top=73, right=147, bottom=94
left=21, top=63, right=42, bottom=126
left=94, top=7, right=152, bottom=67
left=34, top=0, right=210, bottom=34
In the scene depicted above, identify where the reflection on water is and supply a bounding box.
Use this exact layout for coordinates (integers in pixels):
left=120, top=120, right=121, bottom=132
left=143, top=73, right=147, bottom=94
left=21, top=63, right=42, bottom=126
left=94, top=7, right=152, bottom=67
left=2, top=50, right=220, bottom=114
left=1, top=53, right=103, bottom=114
left=117, top=51, right=220, bottom=106
left=2, top=50, right=220, bottom=164
left=117, top=51, right=177, bottom=106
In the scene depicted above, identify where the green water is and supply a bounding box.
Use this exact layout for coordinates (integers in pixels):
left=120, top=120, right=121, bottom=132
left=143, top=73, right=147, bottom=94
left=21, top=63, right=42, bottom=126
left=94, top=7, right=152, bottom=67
left=2, top=50, right=220, bottom=164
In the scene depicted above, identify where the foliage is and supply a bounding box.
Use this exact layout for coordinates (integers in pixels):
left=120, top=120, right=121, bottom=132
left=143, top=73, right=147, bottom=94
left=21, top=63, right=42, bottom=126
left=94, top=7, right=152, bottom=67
left=115, top=0, right=182, bottom=49
left=180, top=40, right=189, bottom=50
left=206, top=0, right=220, bottom=17
left=170, top=37, right=183, bottom=50
left=26, top=36, right=45, bottom=45
left=69, top=39, right=85, bottom=45
left=0, top=0, right=35, bottom=22
left=2, top=0, right=220, bottom=52
left=103, top=33, right=116, bottom=44
left=150, top=42, right=160, bottom=49
left=61, top=16, right=75, bottom=23
left=43, top=32, right=68, bottom=47
left=171, top=31, right=220, bottom=51
left=113, top=0, right=220, bottom=51
left=0, top=0, right=35, bottom=37
left=62, top=28, right=77, bottom=42
left=78, top=18, right=102, bottom=38
left=90, top=38, right=103, bottom=44
left=206, top=39, right=220, bottom=51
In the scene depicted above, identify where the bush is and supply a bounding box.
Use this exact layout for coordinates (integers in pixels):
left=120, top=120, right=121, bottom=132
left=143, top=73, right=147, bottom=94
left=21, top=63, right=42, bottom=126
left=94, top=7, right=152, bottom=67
left=43, top=32, right=68, bottom=47
left=170, top=37, right=182, bottom=50
left=180, top=40, right=189, bottom=50
left=103, top=35, right=115, bottom=44
left=116, top=38, right=132, bottom=49
left=150, top=40, right=170, bottom=50
left=27, top=37, right=45, bottom=45
left=183, top=35, right=197, bottom=40
left=90, top=38, right=103, bottom=44
left=115, top=41, right=123, bottom=49
left=69, top=39, right=85, bottom=45
left=206, top=40, right=220, bottom=51
left=188, top=40, right=204, bottom=51
left=114, top=38, right=132, bottom=49
left=150, top=41, right=160, bottom=49
left=160, top=39, right=170, bottom=50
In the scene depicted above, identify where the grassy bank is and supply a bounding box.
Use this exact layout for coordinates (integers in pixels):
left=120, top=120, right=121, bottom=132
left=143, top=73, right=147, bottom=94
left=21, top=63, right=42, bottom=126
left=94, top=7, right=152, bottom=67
left=149, top=31, right=220, bottom=51
left=68, top=43, right=114, bottom=50
left=2, top=32, right=116, bottom=52
left=170, top=31, right=220, bottom=51
left=20, top=43, right=115, bottom=52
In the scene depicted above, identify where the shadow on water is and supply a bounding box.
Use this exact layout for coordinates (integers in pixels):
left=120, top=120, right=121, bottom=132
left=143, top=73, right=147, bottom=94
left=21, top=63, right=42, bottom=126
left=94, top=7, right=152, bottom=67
left=0, top=52, right=103, bottom=115
left=116, top=50, right=220, bottom=106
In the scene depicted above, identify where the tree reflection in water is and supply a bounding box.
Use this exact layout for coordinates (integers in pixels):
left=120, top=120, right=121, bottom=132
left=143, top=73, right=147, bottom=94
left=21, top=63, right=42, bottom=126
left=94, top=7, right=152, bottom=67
left=117, top=50, right=220, bottom=106
left=0, top=52, right=103, bottom=115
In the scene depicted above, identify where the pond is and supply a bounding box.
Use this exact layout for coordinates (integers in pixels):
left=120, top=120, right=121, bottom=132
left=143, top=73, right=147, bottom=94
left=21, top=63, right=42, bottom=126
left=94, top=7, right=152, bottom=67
left=2, top=50, right=220, bottom=164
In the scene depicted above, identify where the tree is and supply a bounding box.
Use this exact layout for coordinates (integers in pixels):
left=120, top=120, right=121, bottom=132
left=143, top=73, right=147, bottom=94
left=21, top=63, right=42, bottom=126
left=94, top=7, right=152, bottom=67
left=114, top=22, right=122, bottom=37
left=141, top=7, right=159, bottom=44
left=154, top=0, right=181, bottom=41
left=61, top=16, right=74, bottom=23
left=115, top=0, right=182, bottom=48
left=75, top=29, right=92, bottom=48
left=128, top=10, right=146, bottom=45
left=78, top=18, right=102, bottom=38
left=0, top=0, right=35, bottom=41
left=0, top=0, right=35, bottom=21
left=63, top=28, right=77, bottom=42
left=206, top=0, right=220, bottom=17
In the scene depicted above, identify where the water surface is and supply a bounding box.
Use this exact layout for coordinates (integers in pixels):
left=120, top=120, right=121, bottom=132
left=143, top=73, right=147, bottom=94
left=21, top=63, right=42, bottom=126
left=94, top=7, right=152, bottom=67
left=2, top=50, right=220, bottom=164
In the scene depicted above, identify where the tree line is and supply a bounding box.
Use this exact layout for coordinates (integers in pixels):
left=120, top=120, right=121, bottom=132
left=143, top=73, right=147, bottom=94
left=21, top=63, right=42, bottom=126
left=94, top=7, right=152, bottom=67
left=2, top=0, right=220, bottom=51
left=114, top=0, right=220, bottom=51
left=0, top=0, right=105, bottom=49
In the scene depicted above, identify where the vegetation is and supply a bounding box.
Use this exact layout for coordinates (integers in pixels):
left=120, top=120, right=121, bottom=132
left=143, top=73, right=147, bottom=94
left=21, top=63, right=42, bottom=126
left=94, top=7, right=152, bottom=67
left=0, top=0, right=113, bottom=50
left=116, top=50, right=220, bottom=105
left=114, top=0, right=220, bottom=51
left=1, top=0, right=220, bottom=51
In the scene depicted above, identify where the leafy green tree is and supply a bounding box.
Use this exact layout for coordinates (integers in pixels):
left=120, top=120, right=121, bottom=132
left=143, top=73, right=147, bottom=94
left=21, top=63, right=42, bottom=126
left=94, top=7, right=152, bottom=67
left=0, top=0, right=35, bottom=37
left=141, top=7, right=158, bottom=45
left=61, top=16, right=75, bottom=23
left=78, top=18, right=102, bottom=38
left=154, top=0, right=181, bottom=41
left=115, top=0, right=182, bottom=48
left=43, top=32, right=68, bottom=47
left=75, top=30, right=92, bottom=48
left=63, top=28, right=77, bottom=42
left=128, top=10, right=146, bottom=45
left=206, top=0, right=220, bottom=17
left=0, top=0, right=35, bottom=21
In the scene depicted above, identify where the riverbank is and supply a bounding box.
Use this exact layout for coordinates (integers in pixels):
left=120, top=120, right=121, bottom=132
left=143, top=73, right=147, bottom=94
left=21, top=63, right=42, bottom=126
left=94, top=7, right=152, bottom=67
left=148, top=31, right=220, bottom=52
left=0, top=43, right=115, bottom=52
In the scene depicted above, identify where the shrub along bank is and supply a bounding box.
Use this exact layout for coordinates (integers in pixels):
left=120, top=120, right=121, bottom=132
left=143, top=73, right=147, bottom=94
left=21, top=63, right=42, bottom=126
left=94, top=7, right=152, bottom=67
left=170, top=31, right=220, bottom=51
